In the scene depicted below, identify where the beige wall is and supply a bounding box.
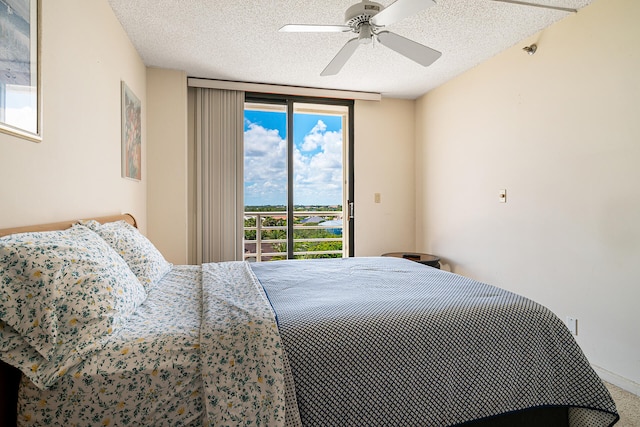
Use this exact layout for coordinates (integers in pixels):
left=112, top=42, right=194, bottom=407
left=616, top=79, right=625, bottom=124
left=0, top=0, right=147, bottom=230
left=148, top=92, right=417, bottom=262
left=416, top=0, right=640, bottom=392
left=146, top=69, right=189, bottom=264
left=355, top=98, right=416, bottom=256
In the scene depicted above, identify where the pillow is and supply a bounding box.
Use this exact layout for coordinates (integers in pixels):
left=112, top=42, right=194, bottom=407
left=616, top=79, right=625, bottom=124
left=0, top=319, right=26, bottom=353
left=0, top=225, right=146, bottom=370
left=0, top=319, right=112, bottom=389
left=80, top=220, right=172, bottom=291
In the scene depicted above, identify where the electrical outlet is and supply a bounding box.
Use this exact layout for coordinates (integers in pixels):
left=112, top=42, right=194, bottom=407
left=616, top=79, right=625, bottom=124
left=566, top=317, right=578, bottom=335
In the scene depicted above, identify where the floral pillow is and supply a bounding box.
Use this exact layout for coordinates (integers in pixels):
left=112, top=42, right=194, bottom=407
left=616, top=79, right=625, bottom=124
left=0, top=225, right=146, bottom=387
left=80, top=220, right=172, bottom=292
left=0, top=319, right=112, bottom=389
left=0, top=319, right=25, bottom=353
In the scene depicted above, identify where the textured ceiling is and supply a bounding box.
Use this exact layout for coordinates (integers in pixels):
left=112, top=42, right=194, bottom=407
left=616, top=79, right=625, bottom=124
left=107, top=0, right=594, bottom=99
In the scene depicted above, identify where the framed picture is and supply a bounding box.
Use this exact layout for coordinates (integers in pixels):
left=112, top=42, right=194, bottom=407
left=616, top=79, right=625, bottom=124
left=0, top=0, right=41, bottom=141
left=121, top=81, right=141, bottom=181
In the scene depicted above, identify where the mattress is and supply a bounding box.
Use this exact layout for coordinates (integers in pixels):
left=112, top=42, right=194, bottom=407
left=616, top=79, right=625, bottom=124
left=17, top=265, right=205, bottom=426
left=14, top=258, right=619, bottom=427
left=16, top=262, right=289, bottom=427
left=251, top=257, right=619, bottom=427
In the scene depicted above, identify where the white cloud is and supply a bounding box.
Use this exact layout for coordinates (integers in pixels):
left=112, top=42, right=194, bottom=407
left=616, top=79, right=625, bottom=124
left=294, top=120, right=343, bottom=205
left=244, top=122, right=288, bottom=205
left=244, top=119, right=343, bottom=206
left=300, top=120, right=327, bottom=152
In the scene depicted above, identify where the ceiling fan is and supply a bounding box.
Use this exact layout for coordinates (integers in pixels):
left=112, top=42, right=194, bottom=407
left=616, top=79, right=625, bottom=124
left=279, top=0, right=579, bottom=76
left=279, top=0, right=442, bottom=76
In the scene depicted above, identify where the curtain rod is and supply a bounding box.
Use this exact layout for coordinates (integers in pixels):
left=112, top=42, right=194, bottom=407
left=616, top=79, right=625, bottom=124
left=187, top=78, right=381, bottom=102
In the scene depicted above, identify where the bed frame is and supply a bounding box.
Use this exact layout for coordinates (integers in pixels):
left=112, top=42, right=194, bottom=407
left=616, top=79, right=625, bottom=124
left=0, top=213, right=136, bottom=426
left=0, top=213, right=137, bottom=238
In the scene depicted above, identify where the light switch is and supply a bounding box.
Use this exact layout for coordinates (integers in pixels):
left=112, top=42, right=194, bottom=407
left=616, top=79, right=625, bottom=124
left=374, top=193, right=381, bottom=203
left=566, top=317, right=578, bottom=335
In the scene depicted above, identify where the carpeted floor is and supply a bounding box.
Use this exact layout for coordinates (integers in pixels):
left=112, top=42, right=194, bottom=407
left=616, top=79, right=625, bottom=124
left=606, top=382, right=640, bottom=426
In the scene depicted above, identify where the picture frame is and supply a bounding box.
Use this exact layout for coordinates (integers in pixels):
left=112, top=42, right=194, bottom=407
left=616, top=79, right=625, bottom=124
left=121, top=81, right=141, bottom=181
left=0, top=0, right=41, bottom=142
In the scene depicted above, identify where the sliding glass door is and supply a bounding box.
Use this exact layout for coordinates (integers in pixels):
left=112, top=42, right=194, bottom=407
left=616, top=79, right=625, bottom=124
left=243, top=96, right=353, bottom=261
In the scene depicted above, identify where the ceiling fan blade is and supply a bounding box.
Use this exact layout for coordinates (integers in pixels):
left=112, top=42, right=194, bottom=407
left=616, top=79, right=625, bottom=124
left=321, top=38, right=360, bottom=76
left=377, top=31, right=441, bottom=66
left=279, top=24, right=351, bottom=33
left=370, top=0, right=436, bottom=27
left=489, top=0, right=577, bottom=13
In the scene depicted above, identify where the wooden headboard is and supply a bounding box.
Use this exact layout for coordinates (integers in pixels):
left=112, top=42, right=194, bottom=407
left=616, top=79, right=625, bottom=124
left=0, top=213, right=137, bottom=426
left=0, top=213, right=137, bottom=238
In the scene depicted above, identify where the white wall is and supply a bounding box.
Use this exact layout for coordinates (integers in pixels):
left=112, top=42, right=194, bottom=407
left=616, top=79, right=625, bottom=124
left=146, top=68, right=189, bottom=264
left=355, top=98, right=416, bottom=256
left=416, top=0, right=640, bottom=392
left=0, top=0, right=147, bottom=230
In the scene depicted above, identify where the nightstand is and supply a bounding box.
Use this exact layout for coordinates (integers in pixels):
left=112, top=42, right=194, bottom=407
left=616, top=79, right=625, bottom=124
left=381, top=252, right=441, bottom=269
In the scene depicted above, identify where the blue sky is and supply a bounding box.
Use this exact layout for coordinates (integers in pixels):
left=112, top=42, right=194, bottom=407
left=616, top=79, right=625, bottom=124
left=244, top=109, right=343, bottom=206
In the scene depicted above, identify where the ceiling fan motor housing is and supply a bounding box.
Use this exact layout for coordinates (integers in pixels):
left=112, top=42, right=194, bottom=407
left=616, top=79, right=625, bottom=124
left=345, top=1, right=383, bottom=29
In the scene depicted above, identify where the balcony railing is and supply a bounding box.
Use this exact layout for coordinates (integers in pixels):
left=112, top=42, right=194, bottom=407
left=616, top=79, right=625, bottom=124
left=243, top=211, right=344, bottom=262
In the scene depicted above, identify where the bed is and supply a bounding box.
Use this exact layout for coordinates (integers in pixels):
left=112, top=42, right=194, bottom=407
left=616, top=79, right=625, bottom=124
left=0, top=215, right=619, bottom=426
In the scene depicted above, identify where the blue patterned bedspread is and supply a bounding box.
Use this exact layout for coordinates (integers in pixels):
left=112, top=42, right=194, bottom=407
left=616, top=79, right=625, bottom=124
left=16, top=258, right=618, bottom=426
left=251, top=257, right=619, bottom=427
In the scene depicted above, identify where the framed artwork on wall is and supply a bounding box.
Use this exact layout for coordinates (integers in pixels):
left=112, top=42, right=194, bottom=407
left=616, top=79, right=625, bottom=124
left=121, top=81, right=141, bottom=181
left=0, top=0, right=41, bottom=142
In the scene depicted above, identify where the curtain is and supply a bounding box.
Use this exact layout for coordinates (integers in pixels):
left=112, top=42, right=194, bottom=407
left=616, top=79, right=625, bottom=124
left=194, top=88, right=245, bottom=263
